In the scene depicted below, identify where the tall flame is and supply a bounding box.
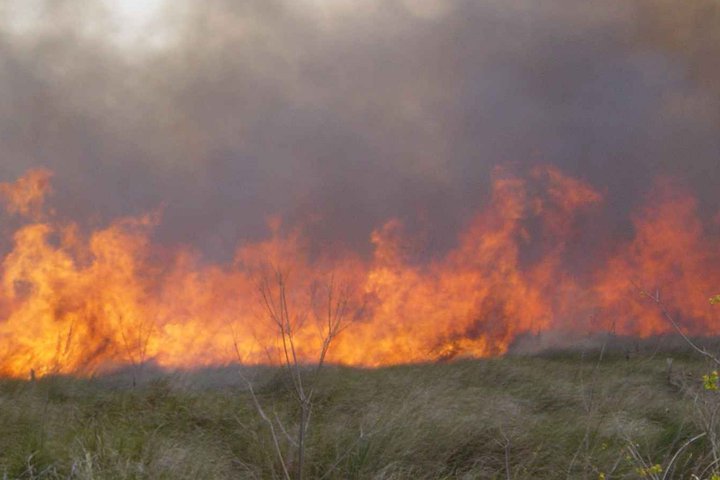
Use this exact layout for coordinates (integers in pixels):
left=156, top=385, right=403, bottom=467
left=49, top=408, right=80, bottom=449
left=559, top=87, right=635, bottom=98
left=0, top=166, right=717, bottom=377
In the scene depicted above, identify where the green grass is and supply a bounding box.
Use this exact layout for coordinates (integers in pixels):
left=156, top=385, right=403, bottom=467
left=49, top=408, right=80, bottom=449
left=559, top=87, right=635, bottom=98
left=0, top=350, right=716, bottom=479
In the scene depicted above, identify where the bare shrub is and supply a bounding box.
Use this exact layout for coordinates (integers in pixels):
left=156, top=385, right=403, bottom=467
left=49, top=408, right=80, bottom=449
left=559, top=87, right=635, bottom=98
left=236, top=265, right=358, bottom=480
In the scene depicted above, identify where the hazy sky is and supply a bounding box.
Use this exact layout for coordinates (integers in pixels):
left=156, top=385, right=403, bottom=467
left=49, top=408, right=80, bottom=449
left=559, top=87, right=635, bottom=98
left=0, top=0, right=718, bottom=259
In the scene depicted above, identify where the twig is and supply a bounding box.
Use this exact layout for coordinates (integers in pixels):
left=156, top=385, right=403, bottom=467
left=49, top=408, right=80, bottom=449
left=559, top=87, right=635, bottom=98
left=632, top=281, right=720, bottom=366
left=501, top=429, right=511, bottom=480
left=662, top=432, right=706, bottom=480
left=234, top=336, right=292, bottom=480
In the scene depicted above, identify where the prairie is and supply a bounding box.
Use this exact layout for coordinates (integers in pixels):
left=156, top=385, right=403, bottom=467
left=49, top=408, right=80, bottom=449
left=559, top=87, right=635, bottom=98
left=0, top=338, right=717, bottom=479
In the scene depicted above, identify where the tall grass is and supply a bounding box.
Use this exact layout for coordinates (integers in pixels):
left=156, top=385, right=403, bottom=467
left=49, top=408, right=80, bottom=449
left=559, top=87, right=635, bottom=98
left=0, top=350, right=713, bottom=479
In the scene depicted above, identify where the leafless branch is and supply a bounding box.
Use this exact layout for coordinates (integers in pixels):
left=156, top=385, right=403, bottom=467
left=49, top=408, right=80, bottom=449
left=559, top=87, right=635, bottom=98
left=632, top=281, right=720, bottom=366
left=241, top=265, right=357, bottom=480
left=233, top=335, right=292, bottom=480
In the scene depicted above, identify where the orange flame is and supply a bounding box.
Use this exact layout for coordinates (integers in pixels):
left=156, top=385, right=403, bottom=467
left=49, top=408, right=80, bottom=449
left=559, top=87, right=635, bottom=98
left=0, top=166, right=717, bottom=377
left=593, top=179, right=720, bottom=336
left=0, top=169, right=53, bottom=219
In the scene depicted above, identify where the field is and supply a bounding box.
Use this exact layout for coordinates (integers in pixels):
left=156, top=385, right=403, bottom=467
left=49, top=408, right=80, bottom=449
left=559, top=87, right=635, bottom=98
left=0, top=339, right=718, bottom=479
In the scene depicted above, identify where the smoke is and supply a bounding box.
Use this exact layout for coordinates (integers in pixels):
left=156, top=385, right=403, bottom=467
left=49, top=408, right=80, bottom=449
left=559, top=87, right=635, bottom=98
left=0, top=0, right=718, bottom=260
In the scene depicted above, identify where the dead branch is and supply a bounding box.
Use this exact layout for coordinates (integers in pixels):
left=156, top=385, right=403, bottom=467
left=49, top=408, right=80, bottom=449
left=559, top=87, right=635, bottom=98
left=632, top=281, right=720, bottom=366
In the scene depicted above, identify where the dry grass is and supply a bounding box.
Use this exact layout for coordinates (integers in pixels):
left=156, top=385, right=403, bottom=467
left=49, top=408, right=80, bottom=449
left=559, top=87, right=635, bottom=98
left=0, top=344, right=716, bottom=479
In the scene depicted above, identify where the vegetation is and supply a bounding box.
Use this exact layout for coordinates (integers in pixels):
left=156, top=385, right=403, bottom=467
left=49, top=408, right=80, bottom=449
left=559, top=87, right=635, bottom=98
left=1, top=343, right=720, bottom=479
left=239, top=267, right=354, bottom=480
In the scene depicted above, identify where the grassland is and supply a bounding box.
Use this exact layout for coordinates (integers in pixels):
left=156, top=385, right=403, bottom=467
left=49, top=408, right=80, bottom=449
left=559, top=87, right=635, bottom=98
left=0, top=340, right=718, bottom=479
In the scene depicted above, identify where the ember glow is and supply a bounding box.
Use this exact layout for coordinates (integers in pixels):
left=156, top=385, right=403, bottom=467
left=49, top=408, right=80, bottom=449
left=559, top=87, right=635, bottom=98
left=0, top=166, right=718, bottom=377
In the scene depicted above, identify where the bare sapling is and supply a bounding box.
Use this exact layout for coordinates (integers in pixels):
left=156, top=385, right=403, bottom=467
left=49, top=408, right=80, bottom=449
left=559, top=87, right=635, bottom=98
left=235, top=265, right=356, bottom=480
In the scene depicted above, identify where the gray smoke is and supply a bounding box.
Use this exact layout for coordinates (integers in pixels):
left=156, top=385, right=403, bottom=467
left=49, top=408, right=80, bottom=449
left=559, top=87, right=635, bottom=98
left=0, top=0, right=718, bottom=260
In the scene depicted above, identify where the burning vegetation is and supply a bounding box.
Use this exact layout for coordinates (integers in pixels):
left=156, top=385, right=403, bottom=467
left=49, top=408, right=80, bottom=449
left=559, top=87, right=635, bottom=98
left=0, top=166, right=718, bottom=378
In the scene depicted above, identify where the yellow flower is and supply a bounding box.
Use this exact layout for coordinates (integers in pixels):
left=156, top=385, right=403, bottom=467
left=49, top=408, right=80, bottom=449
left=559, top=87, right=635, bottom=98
left=704, top=371, right=719, bottom=391
left=635, top=464, right=662, bottom=477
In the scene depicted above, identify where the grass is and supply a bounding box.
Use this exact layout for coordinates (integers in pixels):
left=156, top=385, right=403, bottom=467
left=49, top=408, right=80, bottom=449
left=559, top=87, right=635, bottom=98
left=0, top=344, right=717, bottom=479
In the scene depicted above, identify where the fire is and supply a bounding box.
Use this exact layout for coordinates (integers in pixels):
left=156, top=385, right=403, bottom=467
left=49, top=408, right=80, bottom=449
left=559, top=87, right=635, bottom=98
left=594, top=180, right=720, bottom=337
left=0, top=166, right=717, bottom=377
left=0, top=169, right=53, bottom=219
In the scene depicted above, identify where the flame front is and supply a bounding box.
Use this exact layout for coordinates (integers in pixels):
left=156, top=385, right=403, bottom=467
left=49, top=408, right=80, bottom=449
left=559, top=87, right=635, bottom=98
left=0, top=166, right=718, bottom=377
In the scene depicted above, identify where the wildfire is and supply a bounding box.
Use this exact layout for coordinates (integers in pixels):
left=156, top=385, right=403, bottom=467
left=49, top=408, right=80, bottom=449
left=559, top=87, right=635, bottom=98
left=0, top=169, right=53, bottom=220
left=0, top=166, right=717, bottom=377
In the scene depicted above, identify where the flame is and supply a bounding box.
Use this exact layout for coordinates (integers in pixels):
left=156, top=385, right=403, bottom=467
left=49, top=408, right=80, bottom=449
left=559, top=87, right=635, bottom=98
left=593, top=179, right=720, bottom=336
left=0, top=169, right=53, bottom=219
left=0, top=166, right=717, bottom=377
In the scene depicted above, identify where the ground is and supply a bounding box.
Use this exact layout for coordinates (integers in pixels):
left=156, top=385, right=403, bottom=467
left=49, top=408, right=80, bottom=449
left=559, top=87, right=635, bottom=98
left=0, top=340, right=717, bottom=479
